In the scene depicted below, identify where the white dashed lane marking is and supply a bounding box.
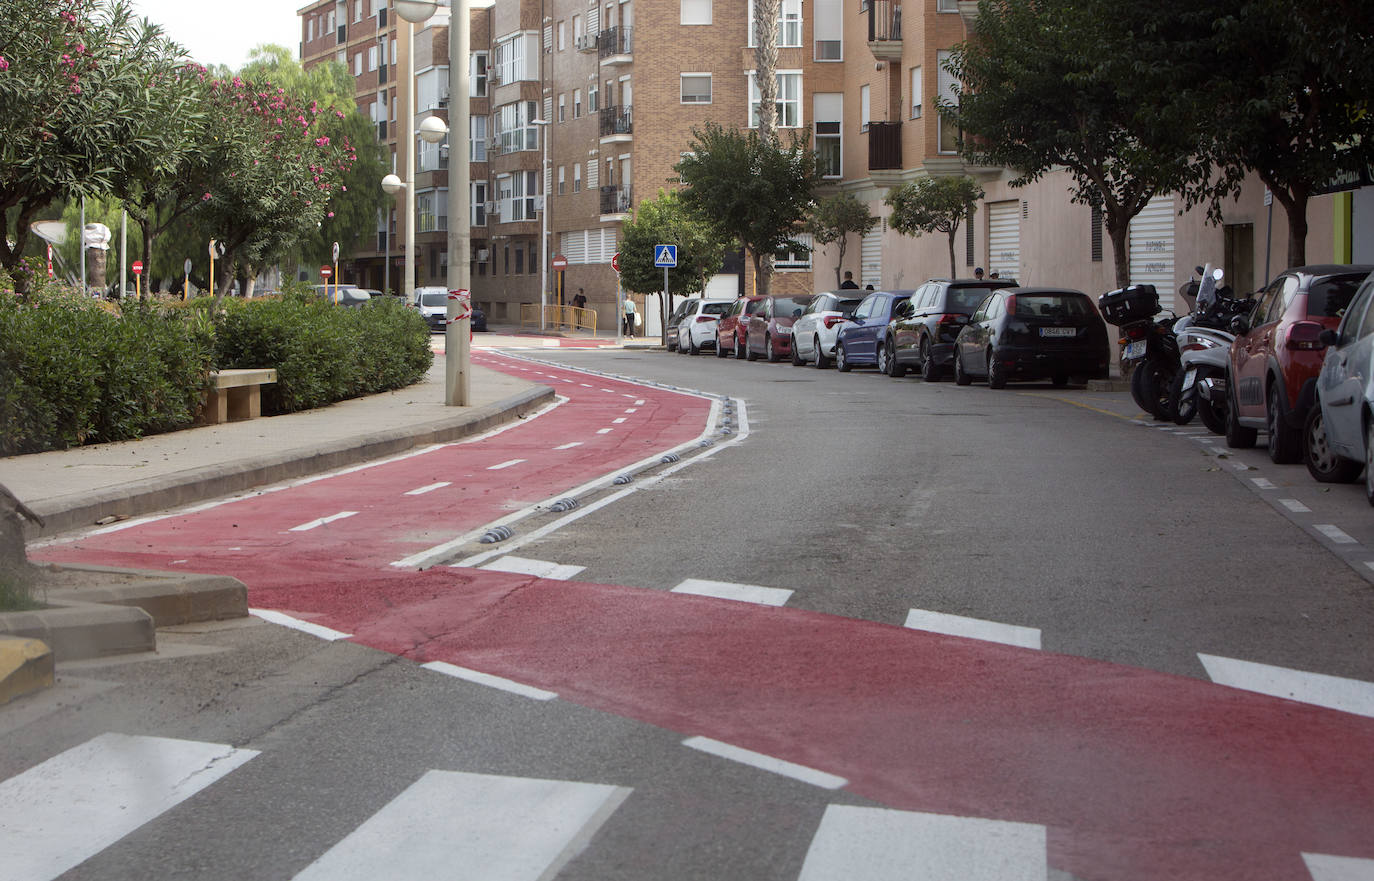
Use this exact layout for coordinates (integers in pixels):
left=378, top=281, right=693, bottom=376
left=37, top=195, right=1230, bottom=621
left=289, top=511, right=358, bottom=531
left=481, top=555, right=586, bottom=581
left=251, top=609, right=353, bottom=641
left=553, top=442, right=583, bottom=450
left=487, top=458, right=526, bottom=471
left=682, top=737, right=847, bottom=790
left=1198, top=653, right=1374, bottom=719
left=597, top=428, right=613, bottom=435
left=1303, top=852, right=1374, bottom=881
left=421, top=661, right=559, bottom=701
left=1279, top=498, right=1311, bottom=513
left=405, top=481, right=452, bottom=496
left=904, top=609, right=1042, bottom=650
left=671, top=578, right=793, bottom=607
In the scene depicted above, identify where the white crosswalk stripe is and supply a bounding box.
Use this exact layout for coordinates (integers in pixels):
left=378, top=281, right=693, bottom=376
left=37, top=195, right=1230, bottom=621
left=0, top=733, right=259, bottom=881
left=1303, top=852, right=1374, bottom=881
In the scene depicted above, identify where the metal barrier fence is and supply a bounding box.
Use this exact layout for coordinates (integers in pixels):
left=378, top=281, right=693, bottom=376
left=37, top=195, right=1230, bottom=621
left=519, top=304, right=598, bottom=333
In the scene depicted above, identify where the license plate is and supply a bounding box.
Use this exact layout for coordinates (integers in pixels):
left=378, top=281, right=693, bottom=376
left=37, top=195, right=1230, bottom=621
left=1123, top=340, right=1147, bottom=359
left=1040, top=327, right=1076, bottom=338
left=1181, top=368, right=1197, bottom=391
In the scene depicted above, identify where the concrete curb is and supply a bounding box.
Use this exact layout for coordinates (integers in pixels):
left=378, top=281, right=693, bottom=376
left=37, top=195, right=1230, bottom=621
left=0, top=601, right=154, bottom=662
left=0, top=636, right=53, bottom=706
left=24, top=384, right=555, bottom=540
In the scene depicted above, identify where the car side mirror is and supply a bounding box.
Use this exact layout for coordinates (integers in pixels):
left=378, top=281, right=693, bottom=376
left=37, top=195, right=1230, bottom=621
left=1318, top=328, right=1339, bottom=348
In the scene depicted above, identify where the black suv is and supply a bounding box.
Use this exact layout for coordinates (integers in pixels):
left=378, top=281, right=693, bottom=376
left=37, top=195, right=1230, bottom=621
left=885, top=278, right=1016, bottom=379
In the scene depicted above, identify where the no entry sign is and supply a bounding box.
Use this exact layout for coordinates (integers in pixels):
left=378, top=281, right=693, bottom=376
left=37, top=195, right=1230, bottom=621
left=131, top=261, right=144, bottom=275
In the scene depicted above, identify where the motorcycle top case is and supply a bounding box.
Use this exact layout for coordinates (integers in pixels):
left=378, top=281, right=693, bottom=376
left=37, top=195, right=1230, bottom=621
left=1098, top=284, right=1160, bottom=325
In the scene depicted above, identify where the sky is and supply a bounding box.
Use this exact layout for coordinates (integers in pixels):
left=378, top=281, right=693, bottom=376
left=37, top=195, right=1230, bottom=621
left=128, top=1, right=303, bottom=72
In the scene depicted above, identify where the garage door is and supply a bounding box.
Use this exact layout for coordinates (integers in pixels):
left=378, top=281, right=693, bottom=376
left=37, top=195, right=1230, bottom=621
left=1129, top=196, right=1177, bottom=312
left=987, top=201, right=1020, bottom=281
left=705, top=272, right=740, bottom=299
left=861, top=225, right=882, bottom=289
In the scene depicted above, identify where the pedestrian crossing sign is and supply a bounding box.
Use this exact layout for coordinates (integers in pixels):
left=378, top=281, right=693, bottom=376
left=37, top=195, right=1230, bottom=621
left=654, top=244, right=678, bottom=267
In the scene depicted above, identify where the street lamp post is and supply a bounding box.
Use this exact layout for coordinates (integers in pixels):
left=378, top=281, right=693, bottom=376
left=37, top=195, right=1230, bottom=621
left=388, top=0, right=440, bottom=312
left=446, top=0, right=472, bottom=406
left=530, top=118, right=550, bottom=332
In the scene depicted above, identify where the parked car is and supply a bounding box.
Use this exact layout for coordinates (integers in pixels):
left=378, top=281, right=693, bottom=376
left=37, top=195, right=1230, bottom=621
left=1307, top=273, right=1374, bottom=490
left=952, top=287, right=1110, bottom=388
left=411, top=286, right=449, bottom=332
left=746, top=294, right=816, bottom=362
left=835, top=290, right=915, bottom=372
left=313, top=284, right=371, bottom=308
left=664, top=299, right=698, bottom=352
left=791, top=292, right=864, bottom=368
left=888, top=278, right=1017, bottom=380
left=1225, top=264, right=1374, bottom=463
left=715, top=295, right=766, bottom=359
left=675, top=298, right=734, bottom=355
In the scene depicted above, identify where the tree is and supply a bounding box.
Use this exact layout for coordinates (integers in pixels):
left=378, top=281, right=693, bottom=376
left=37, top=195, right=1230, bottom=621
left=885, top=176, right=983, bottom=279
left=944, top=0, right=1219, bottom=287
left=675, top=123, right=817, bottom=298
left=0, top=0, right=201, bottom=294
left=806, top=193, right=878, bottom=287
left=619, top=189, right=728, bottom=329
left=1203, top=0, right=1374, bottom=266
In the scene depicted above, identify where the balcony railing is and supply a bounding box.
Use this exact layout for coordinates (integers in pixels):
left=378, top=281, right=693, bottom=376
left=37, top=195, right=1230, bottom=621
left=865, top=0, right=900, bottom=41
left=597, top=25, right=633, bottom=59
left=600, top=105, right=633, bottom=138
left=600, top=185, right=632, bottom=215
left=868, top=121, right=902, bottom=170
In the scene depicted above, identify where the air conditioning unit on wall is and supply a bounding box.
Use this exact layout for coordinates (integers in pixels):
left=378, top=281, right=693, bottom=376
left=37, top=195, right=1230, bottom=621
left=476, top=248, right=490, bottom=262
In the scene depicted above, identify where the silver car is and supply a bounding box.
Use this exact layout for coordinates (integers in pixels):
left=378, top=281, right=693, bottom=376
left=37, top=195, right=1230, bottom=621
left=791, top=292, right=864, bottom=368
left=674, top=298, right=733, bottom=355
left=1310, top=273, right=1374, bottom=497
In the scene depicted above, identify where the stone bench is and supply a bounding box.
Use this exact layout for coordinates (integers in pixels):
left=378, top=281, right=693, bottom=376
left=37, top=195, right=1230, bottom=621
left=199, top=368, right=277, bottom=424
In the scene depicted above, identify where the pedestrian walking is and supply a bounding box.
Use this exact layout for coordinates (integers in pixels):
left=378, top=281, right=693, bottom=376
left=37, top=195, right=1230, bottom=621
left=572, top=288, right=587, bottom=310
left=623, top=297, right=636, bottom=336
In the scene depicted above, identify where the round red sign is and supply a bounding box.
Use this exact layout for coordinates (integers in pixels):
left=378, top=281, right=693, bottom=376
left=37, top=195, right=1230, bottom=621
left=551, top=255, right=568, bottom=271
left=131, top=261, right=144, bottom=275
left=320, top=266, right=332, bottom=278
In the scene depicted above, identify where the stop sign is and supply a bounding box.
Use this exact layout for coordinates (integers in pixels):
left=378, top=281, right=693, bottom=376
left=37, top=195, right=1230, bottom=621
left=131, top=261, right=144, bottom=275
left=611, top=252, right=620, bottom=273
left=552, top=255, right=568, bottom=271
left=320, top=266, right=332, bottom=279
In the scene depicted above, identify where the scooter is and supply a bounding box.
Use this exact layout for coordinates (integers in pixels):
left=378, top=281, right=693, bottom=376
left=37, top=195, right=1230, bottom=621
left=1100, top=283, right=1177, bottom=420
left=1171, top=267, right=1250, bottom=433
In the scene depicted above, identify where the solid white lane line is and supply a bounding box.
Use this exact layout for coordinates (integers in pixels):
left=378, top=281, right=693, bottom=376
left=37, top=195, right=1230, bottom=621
left=250, top=609, right=352, bottom=641
left=671, top=578, right=793, bottom=607
left=596, top=428, right=613, bottom=434
left=1315, top=524, right=1357, bottom=544
left=0, top=733, right=259, bottom=881
left=798, top=805, right=1047, bottom=881
left=1198, top=654, right=1374, bottom=718
left=422, top=661, right=558, bottom=701
left=1279, top=498, right=1311, bottom=513
left=683, top=737, right=846, bottom=789
left=1303, top=852, right=1374, bottom=881
left=487, top=458, right=527, bottom=471
left=904, top=609, right=1042, bottom=650
left=292, top=770, right=630, bottom=881
left=405, top=482, right=452, bottom=496
left=612, top=417, right=627, bottom=424
left=481, top=556, right=586, bottom=581
left=553, top=442, right=583, bottom=450
left=624, top=408, right=638, bottom=413
left=1251, top=477, right=1276, bottom=489
left=289, top=511, right=358, bottom=531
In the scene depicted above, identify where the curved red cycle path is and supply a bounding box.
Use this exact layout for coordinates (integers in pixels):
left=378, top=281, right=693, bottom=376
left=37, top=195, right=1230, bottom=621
left=36, top=355, right=1374, bottom=881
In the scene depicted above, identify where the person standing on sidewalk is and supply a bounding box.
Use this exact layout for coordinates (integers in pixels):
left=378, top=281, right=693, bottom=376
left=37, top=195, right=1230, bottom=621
left=623, top=297, right=636, bottom=337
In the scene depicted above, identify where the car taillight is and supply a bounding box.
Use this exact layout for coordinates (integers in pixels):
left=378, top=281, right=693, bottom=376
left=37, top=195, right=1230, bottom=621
left=1286, top=320, right=1326, bottom=350
left=695, top=315, right=716, bottom=323
left=937, top=313, right=965, bottom=326
left=823, top=315, right=849, bottom=328
left=1005, top=294, right=1017, bottom=315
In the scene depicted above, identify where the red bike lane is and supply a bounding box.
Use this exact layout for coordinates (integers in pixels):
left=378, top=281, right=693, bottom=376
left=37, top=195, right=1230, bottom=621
left=34, top=354, right=1374, bottom=881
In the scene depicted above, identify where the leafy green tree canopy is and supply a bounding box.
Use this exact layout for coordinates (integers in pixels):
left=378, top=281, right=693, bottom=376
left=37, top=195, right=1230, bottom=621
left=674, top=123, right=818, bottom=298
left=805, top=193, right=877, bottom=288
left=885, top=176, right=983, bottom=279
left=619, top=188, right=727, bottom=302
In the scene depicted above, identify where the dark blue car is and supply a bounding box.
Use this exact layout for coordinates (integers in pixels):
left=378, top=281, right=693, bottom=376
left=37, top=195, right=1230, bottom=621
left=835, top=290, right=915, bottom=372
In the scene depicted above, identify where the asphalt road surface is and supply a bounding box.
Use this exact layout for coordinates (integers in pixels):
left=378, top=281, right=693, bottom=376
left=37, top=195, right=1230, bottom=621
left=5, top=347, right=1373, bottom=881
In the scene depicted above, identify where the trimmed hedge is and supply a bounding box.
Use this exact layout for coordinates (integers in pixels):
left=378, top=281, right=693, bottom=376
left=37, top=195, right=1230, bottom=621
left=213, top=292, right=434, bottom=415
left=0, top=283, right=433, bottom=455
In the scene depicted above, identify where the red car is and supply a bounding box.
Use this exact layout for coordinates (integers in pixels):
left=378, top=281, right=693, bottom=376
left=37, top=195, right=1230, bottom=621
left=714, top=295, right=766, bottom=359
left=1226, top=264, right=1374, bottom=463
left=746, top=294, right=816, bottom=362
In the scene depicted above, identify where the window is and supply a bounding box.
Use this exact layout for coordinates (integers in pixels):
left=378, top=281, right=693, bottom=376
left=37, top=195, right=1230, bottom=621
left=515, top=246, right=524, bottom=275
left=860, top=84, right=871, bottom=129
left=415, top=188, right=448, bottom=233
left=354, top=0, right=362, bottom=22
left=814, top=0, right=841, bottom=59
left=589, top=85, right=599, bottom=112
left=681, top=0, right=711, bottom=25
left=748, top=0, right=802, bottom=48
left=472, top=181, right=487, bottom=226
left=937, top=0, right=958, bottom=10
left=470, top=115, right=487, bottom=161
left=495, top=100, right=539, bottom=153
left=470, top=52, right=488, bottom=97
left=681, top=74, right=711, bottom=104
left=307, top=18, right=314, bottom=42
left=558, top=94, right=566, bottom=123
left=557, top=21, right=566, bottom=51
left=910, top=66, right=922, bottom=118
left=574, top=163, right=582, bottom=193
left=749, top=71, right=802, bottom=128
left=814, top=93, right=841, bottom=178
left=776, top=234, right=813, bottom=270
left=494, top=32, right=539, bottom=84
left=938, top=50, right=960, bottom=153
left=354, top=53, right=363, bottom=76
left=368, top=46, right=378, bottom=72
left=574, top=89, right=583, bottom=119
left=572, top=14, right=581, bottom=42
left=558, top=166, right=566, bottom=195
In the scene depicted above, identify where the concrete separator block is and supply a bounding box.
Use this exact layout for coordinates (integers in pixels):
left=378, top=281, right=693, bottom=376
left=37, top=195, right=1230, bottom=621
left=0, top=601, right=155, bottom=661
left=0, top=636, right=54, bottom=705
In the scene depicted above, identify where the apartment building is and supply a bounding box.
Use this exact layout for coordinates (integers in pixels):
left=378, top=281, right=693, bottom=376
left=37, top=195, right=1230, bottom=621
left=302, top=0, right=1368, bottom=325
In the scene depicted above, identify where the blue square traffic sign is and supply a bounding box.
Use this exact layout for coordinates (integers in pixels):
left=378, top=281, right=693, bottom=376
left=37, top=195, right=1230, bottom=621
left=654, top=245, right=678, bottom=267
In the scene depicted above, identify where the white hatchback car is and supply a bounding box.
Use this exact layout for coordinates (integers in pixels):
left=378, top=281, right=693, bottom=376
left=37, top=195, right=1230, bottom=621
left=675, top=298, right=734, bottom=355
left=790, top=291, right=865, bottom=367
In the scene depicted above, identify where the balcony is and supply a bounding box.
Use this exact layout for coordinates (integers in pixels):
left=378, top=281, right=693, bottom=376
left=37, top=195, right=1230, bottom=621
left=865, top=0, right=902, bottom=61
left=597, top=26, right=633, bottom=64
left=868, top=121, right=902, bottom=171
left=600, top=105, right=633, bottom=143
left=600, top=185, right=632, bottom=218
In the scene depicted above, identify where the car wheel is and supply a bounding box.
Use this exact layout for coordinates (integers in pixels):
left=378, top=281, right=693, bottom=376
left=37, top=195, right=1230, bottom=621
left=920, top=339, right=939, bottom=382
left=954, top=349, right=972, bottom=386
left=736, top=334, right=749, bottom=359
left=814, top=336, right=830, bottom=369
left=688, top=337, right=700, bottom=355
left=987, top=348, right=1008, bottom=389
left=836, top=342, right=852, bottom=373
left=1365, top=418, right=1374, bottom=507
left=885, top=341, right=907, bottom=378
left=1052, top=374, right=1069, bottom=388
left=1170, top=369, right=1196, bottom=425
left=1225, top=373, right=1257, bottom=448
left=716, top=337, right=728, bottom=357
left=767, top=335, right=781, bottom=363
left=1266, top=383, right=1301, bottom=464
left=791, top=338, right=805, bottom=366
left=1304, top=406, right=1361, bottom=483
left=746, top=334, right=759, bottom=361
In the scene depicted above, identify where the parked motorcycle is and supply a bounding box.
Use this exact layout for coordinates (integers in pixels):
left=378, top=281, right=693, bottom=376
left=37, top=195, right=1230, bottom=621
left=1168, top=267, right=1249, bottom=433
left=1099, top=283, right=1178, bottom=420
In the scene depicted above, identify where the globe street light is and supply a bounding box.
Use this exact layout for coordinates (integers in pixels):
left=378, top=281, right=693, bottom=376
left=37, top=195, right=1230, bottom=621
left=385, top=0, right=440, bottom=311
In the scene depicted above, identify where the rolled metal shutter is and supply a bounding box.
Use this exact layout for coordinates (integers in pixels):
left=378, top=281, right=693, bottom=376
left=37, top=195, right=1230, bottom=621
left=987, top=200, right=1020, bottom=281
left=1128, top=196, right=1177, bottom=312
